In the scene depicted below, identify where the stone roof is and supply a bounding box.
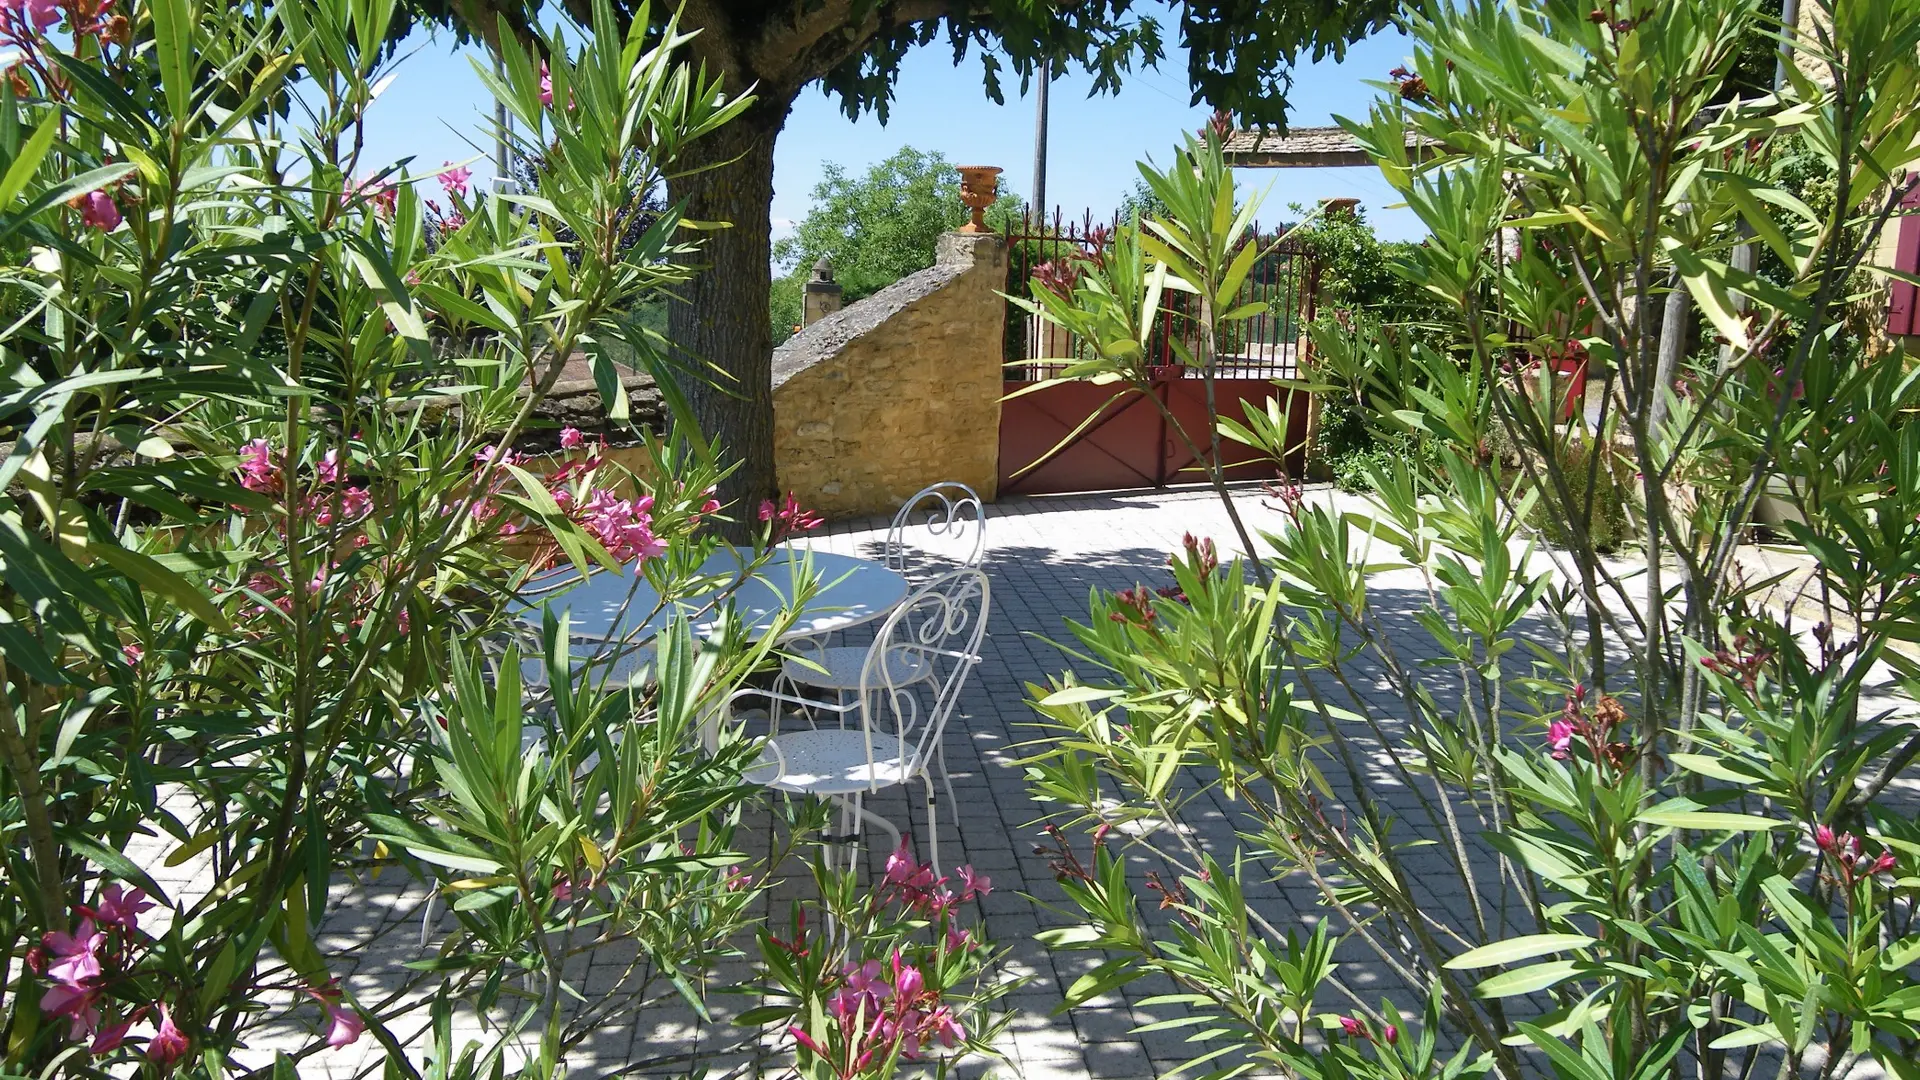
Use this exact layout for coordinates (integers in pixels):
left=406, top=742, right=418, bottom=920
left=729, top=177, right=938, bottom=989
left=1222, top=125, right=1436, bottom=169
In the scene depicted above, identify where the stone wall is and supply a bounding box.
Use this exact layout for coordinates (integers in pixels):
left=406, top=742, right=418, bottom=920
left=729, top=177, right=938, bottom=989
left=771, top=232, right=1006, bottom=518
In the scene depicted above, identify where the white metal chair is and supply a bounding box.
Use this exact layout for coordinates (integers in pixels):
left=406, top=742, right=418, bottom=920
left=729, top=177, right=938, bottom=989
left=731, top=568, right=989, bottom=875
left=780, top=483, right=984, bottom=697
left=883, top=482, right=987, bottom=578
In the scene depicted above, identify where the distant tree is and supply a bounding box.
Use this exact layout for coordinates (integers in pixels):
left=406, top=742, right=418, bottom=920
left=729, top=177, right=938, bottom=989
left=774, top=148, right=1022, bottom=311
left=1117, top=176, right=1172, bottom=223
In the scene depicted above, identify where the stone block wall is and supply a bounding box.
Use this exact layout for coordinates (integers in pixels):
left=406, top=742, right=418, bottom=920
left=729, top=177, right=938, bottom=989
left=771, top=232, right=1006, bottom=518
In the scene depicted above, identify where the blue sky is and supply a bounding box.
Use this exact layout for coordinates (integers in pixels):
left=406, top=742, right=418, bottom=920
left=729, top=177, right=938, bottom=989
left=356, top=10, right=1424, bottom=248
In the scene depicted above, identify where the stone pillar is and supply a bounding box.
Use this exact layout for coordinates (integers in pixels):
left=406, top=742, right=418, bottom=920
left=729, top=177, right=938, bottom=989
left=802, top=256, right=842, bottom=327
left=771, top=230, right=1008, bottom=517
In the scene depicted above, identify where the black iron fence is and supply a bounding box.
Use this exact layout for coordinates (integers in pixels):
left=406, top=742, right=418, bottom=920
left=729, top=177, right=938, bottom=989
left=1002, top=207, right=1318, bottom=382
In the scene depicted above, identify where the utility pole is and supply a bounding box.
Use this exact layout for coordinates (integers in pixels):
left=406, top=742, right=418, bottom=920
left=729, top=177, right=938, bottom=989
left=1775, top=0, right=1800, bottom=90
left=1032, top=58, right=1050, bottom=216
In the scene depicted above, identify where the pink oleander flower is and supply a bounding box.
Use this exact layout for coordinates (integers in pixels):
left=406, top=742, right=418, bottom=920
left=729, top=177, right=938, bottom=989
left=538, top=62, right=553, bottom=107
left=844, top=959, right=891, bottom=1001
left=891, top=955, right=924, bottom=1001
left=96, top=884, right=155, bottom=934
left=877, top=1012, right=925, bottom=1059
left=75, top=190, right=121, bottom=231
left=1382, top=1023, right=1398, bottom=1044
left=577, top=488, right=667, bottom=563
left=44, top=920, right=105, bottom=986
left=308, top=486, right=372, bottom=526
left=957, top=865, right=991, bottom=900
left=1033, top=257, right=1083, bottom=300
left=1813, top=825, right=1900, bottom=886
left=339, top=486, right=372, bottom=521
left=1338, top=1015, right=1363, bottom=1038
left=474, top=445, right=523, bottom=470
left=440, top=211, right=465, bottom=234
left=148, top=1004, right=189, bottom=1066
left=352, top=176, right=397, bottom=217
left=945, top=924, right=972, bottom=952
left=437, top=163, right=472, bottom=198
left=41, top=981, right=101, bottom=1040
left=121, top=643, right=143, bottom=666
left=1547, top=717, right=1576, bottom=760
left=301, top=984, right=364, bottom=1049
left=789, top=1025, right=827, bottom=1058
left=925, top=1007, right=966, bottom=1049
left=322, top=999, right=363, bottom=1048
left=883, top=842, right=935, bottom=891
left=395, top=605, right=409, bottom=634
left=7, top=0, right=65, bottom=33
left=701, top=498, right=721, bottom=515
left=90, top=1012, right=139, bottom=1056
left=238, top=438, right=277, bottom=493
left=551, top=874, right=574, bottom=903
left=316, top=448, right=342, bottom=484
left=759, top=492, right=824, bottom=539
left=559, top=426, right=583, bottom=450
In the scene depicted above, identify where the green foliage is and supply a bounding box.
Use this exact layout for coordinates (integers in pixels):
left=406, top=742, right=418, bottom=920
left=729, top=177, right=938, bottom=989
left=0, top=0, right=793, bottom=1074
left=1288, top=208, right=1450, bottom=489
left=1291, top=203, right=1445, bottom=321
left=1117, top=176, right=1172, bottom=222
left=1485, top=425, right=1636, bottom=551
left=1016, top=1, right=1920, bottom=1079
left=1313, top=389, right=1435, bottom=493
left=771, top=272, right=804, bottom=342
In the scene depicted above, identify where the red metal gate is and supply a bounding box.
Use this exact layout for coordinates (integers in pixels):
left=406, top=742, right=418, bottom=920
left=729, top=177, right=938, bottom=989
left=998, top=210, right=1316, bottom=496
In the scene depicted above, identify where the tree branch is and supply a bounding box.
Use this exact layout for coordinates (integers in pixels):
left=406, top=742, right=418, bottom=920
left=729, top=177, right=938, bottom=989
left=750, top=0, right=959, bottom=89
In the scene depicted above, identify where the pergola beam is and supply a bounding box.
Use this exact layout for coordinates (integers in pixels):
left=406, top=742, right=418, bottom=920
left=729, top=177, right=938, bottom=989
left=1221, top=125, right=1434, bottom=169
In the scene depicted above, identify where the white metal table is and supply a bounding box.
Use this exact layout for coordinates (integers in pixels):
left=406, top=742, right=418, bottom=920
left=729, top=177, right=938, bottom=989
left=513, top=544, right=909, bottom=660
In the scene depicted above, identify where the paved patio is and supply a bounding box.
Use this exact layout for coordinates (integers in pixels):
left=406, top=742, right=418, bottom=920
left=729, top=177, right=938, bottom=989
left=141, top=484, right=1916, bottom=1079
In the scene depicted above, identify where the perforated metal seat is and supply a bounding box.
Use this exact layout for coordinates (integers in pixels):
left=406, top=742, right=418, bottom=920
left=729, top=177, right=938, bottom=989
left=730, top=567, right=989, bottom=874
left=781, top=645, right=929, bottom=691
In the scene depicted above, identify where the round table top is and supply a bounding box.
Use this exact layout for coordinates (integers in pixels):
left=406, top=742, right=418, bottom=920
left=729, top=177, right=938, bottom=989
left=514, top=544, right=910, bottom=647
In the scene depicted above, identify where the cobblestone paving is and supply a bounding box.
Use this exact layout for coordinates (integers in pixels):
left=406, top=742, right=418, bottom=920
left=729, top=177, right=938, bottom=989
left=140, top=485, right=1916, bottom=1080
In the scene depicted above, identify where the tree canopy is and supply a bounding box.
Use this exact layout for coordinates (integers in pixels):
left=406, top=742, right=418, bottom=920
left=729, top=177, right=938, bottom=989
left=425, top=0, right=1396, bottom=127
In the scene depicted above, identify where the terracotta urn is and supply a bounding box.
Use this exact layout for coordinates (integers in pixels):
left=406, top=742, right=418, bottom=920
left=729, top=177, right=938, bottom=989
left=955, top=165, right=1003, bottom=233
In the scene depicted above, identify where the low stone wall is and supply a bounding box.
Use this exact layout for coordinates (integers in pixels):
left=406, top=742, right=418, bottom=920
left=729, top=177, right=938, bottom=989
left=771, top=232, right=1006, bottom=518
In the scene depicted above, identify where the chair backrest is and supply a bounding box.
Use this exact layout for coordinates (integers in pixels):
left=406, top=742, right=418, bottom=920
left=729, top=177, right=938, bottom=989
left=885, top=483, right=986, bottom=577
left=857, top=568, right=990, bottom=782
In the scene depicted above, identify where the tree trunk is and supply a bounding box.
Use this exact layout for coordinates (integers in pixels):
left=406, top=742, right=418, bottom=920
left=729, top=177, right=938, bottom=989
left=667, top=97, right=791, bottom=539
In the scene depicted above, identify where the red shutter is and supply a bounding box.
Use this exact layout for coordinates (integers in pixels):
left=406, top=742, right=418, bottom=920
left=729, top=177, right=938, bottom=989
left=1888, top=185, right=1920, bottom=337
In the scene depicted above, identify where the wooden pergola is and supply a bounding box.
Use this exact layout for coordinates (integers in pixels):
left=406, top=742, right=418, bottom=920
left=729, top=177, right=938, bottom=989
left=1221, top=125, right=1436, bottom=169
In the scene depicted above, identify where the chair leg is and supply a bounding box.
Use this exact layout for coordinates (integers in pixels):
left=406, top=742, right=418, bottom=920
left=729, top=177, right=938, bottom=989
left=936, top=741, right=959, bottom=820
left=853, top=800, right=901, bottom=854
left=922, top=774, right=941, bottom=878
left=848, top=797, right=865, bottom=877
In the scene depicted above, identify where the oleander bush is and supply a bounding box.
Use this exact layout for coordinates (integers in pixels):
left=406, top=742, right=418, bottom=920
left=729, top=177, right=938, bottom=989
left=1018, top=2, right=1920, bottom=1079
left=0, top=0, right=848, bottom=1074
